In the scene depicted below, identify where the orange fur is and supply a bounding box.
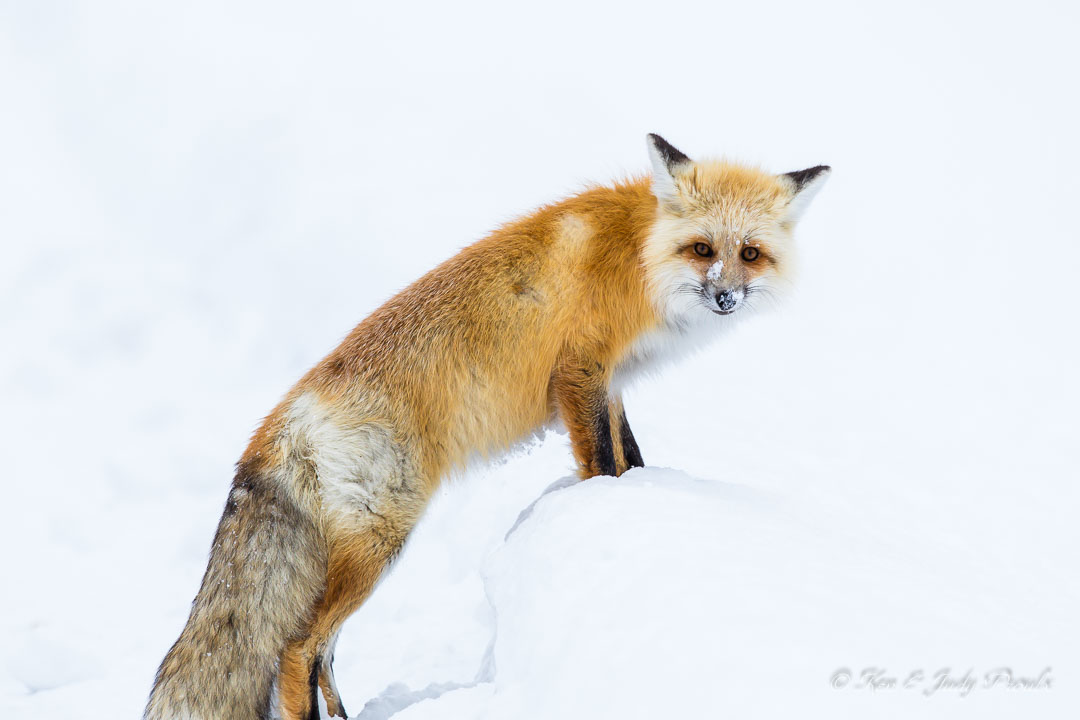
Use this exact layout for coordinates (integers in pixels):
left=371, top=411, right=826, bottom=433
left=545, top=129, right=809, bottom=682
left=247, top=177, right=662, bottom=479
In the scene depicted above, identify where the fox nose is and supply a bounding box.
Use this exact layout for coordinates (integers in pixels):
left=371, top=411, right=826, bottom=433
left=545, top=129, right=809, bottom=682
left=715, top=290, right=739, bottom=313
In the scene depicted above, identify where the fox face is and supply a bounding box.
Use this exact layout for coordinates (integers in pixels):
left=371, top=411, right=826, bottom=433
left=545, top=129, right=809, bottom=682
left=641, top=134, right=829, bottom=322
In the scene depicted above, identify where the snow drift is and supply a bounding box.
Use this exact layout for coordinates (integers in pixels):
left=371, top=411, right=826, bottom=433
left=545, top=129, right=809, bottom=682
left=346, top=466, right=1072, bottom=720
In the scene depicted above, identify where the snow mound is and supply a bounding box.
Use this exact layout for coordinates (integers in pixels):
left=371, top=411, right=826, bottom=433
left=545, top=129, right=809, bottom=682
left=484, top=470, right=779, bottom=718
left=388, top=467, right=1070, bottom=720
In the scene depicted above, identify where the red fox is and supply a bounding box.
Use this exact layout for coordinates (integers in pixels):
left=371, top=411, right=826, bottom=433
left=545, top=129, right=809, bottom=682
left=145, top=135, right=829, bottom=720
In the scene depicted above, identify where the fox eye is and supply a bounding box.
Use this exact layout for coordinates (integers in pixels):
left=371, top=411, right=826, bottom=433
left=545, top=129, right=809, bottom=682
left=741, top=246, right=760, bottom=262
left=693, top=242, right=713, bottom=257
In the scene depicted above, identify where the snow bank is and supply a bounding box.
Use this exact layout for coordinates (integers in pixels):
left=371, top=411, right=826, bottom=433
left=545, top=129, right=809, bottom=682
left=358, top=467, right=1073, bottom=719
left=483, top=470, right=782, bottom=719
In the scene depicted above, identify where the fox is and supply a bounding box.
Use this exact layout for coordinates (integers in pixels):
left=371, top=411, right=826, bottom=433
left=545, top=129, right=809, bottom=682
left=144, top=134, right=829, bottom=720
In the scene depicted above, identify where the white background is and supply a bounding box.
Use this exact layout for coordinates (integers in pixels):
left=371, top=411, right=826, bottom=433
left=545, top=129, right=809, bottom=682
left=2, top=1, right=1078, bottom=717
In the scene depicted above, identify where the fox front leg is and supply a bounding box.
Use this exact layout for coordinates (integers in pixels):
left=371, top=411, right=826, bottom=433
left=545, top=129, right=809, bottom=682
left=609, top=395, right=644, bottom=474
left=553, top=361, right=619, bottom=478
left=552, top=363, right=645, bottom=478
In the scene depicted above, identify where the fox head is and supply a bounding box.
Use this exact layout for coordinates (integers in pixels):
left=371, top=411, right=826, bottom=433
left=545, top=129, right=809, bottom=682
left=641, top=134, right=829, bottom=322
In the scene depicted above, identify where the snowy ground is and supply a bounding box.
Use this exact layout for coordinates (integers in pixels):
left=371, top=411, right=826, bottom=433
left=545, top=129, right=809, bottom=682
left=2, top=1, right=1079, bottom=718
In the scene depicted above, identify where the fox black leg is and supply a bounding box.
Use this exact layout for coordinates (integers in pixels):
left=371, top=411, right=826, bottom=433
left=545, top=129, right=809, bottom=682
left=608, top=396, right=643, bottom=474
left=306, top=656, right=321, bottom=720
left=617, top=407, right=644, bottom=469
left=591, top=397, right=618, bottom=477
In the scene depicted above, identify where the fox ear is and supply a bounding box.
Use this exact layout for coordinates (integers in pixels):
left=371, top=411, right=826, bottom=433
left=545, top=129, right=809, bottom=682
left=781, top=165, right=831, bottom=222
left=647, top=133, right=691, bottom=207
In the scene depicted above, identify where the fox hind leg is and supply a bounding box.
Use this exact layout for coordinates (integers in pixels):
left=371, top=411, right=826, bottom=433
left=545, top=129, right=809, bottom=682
left=277, top=645, right=336, bottom=720
left=278, top=511, right=417, bottom=720
left=317, top=633, right=346, bottom=719
left=278, top=639, right=320, bottom=720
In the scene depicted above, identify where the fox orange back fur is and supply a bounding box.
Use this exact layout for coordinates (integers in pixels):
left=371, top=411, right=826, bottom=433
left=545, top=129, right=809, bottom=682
left=145, top=135, right=829, bottom=720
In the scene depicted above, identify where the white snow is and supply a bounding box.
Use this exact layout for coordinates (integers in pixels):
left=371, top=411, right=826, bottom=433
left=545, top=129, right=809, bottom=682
left=2, top=1, right=1080, bottom=719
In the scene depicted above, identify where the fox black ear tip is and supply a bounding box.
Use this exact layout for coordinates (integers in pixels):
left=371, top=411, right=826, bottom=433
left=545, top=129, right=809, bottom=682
left=785, top=165, right=832, bottom=190
left=647, top=134, right=690, bottom=167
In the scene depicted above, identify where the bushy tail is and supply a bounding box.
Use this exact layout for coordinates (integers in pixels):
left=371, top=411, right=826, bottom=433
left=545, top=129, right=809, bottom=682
left=145, top=463, right=326, bottom=720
